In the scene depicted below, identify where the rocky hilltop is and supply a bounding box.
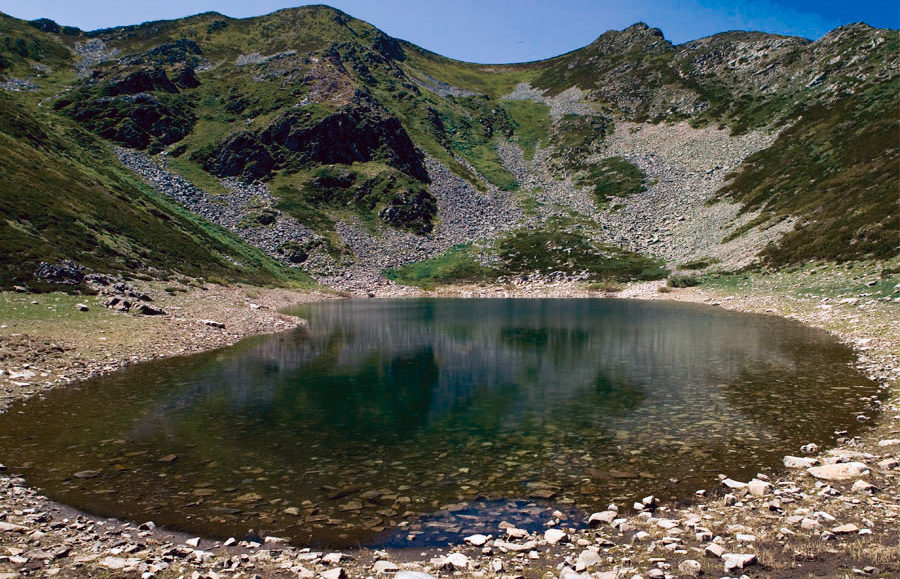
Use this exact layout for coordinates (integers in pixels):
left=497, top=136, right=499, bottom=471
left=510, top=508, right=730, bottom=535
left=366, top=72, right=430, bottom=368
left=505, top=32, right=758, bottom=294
left=0, top=7, right=897, bottom=292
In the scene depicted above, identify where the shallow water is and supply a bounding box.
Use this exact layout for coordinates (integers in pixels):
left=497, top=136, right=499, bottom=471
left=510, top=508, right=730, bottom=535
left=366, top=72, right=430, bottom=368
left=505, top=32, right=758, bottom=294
left=0, top=298, right=881, bottom=548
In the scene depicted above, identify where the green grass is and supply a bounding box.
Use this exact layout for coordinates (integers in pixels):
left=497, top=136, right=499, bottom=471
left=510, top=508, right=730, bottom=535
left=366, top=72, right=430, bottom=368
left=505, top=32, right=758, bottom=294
left=384, top=244, right=492, bottom=289
left=575, top=156, right=647, bottom=204
left=548, top=114, right=613, bottom=174
left=0, top=292, right=111, bottom=322
left=2, top=8, right=896, bottom=279
left=667, top=273, right=700, bottom=287
left=501, top=100, right=551, bottom=160
left=678, top=257, right=720, bottom=270
left=701, top=258, right=900, bottom=303
left=492, top=227, right=667, bottom=281
left=402, top=44, right=534, bottom=99
left=387, top=226, right=668, bottom=289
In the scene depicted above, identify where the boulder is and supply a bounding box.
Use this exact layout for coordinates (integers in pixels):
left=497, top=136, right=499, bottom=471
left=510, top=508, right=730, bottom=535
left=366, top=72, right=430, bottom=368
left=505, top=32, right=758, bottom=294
left=723, top=553, right=757, bottom=572
left=373, top=560, right=399, bottom=574
left=747, top=479, right=772, bottom=497
left=587, top=511, right=617, bottom=526
left=807, top=462, right=869, bottom=480
left=544, top=528, right=567, bottom=544
left=136, top=304, right=166, bottom=316
left=678, top=559, right=703, bottom=576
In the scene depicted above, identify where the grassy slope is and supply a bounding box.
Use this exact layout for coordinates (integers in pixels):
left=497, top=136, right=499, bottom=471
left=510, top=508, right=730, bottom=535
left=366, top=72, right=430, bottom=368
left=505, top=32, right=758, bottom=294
left=0, top=93, right=313, bottom=289
left=717, top=79, right=899, bottom=266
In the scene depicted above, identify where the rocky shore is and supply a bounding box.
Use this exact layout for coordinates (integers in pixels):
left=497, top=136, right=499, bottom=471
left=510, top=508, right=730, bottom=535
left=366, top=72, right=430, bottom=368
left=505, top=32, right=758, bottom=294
left=1, top=273, right=897, bottom=578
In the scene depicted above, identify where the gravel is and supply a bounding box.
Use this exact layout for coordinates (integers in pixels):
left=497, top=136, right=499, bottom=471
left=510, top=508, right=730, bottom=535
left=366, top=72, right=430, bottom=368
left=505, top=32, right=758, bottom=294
left=591, top=120, right=790, bottom=269
left=72, top=39, right=119, bottom=79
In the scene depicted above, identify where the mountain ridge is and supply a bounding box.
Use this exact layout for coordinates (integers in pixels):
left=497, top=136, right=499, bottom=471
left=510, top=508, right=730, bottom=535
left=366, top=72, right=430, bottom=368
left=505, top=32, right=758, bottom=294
left=0, top=5, right=897, bottom=292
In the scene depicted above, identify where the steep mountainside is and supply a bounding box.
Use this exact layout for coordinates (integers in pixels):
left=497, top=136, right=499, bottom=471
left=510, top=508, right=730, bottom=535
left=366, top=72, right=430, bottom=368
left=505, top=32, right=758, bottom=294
left=0, top=7, right=896, bottom=291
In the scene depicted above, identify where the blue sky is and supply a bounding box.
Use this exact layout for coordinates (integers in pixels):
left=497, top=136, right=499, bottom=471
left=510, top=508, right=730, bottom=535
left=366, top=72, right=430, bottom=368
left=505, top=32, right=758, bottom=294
left=1, top=0, right=896, bottom=63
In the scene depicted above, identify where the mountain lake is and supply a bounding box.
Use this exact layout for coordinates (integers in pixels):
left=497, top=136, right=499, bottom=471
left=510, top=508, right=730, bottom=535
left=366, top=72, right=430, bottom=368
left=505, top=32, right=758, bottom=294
left=0, top=298, right=882, bottom=548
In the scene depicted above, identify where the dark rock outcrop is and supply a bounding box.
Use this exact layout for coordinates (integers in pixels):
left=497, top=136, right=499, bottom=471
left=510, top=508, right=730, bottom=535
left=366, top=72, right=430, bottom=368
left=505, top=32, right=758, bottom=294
left=34, top=261, right=84, bottom=285
left=204, top=92, right=427, bottom=182
left=65, top=93, right=196, bottom=152
left=103, top=68, right=180, bottom=96
left=380, top=189, right=437, bottom=234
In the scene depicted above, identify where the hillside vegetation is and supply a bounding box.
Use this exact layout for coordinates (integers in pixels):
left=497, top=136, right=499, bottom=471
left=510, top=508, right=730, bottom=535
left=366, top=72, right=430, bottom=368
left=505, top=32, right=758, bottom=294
left=0, top=93, right=312, bottom=289
left=0, top=6, right=896, bottom=290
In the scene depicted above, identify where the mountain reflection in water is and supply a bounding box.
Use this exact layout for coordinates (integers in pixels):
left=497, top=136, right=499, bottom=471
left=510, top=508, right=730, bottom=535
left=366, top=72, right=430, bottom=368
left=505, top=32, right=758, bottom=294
left=0, top=298, right=881, bottom=548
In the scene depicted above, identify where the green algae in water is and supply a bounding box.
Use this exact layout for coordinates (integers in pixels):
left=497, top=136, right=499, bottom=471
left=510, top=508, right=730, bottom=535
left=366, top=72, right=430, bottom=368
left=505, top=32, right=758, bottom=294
left=0, top=299, right=882, bottom=548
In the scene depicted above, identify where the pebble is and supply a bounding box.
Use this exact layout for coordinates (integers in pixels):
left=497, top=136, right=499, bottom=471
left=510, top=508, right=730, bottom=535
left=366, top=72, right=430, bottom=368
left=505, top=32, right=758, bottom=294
left=722, top=478, right=747, bottom=489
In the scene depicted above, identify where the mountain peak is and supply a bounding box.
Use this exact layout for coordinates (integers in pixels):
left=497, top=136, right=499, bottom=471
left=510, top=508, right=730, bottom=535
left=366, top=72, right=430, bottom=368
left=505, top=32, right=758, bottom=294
left=589, top=22, right=671, bottom=55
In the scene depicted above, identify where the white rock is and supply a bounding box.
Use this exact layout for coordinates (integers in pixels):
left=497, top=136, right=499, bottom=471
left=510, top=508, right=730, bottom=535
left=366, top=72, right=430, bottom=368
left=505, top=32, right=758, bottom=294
left=443, top=553, right=469, bottom=570
left=747, top=479, right=772, bottom=497
left=320, top=568, right=347, bottom=579
left=678, top=559, right=702, bottom=576
left=784, top=456, right=817, bottom=468
left=373, top=560, right=399, bottom=574
left=832, top=523, right=859, bottom=534
left=657, top=518, right=680, bottom=529
left=505, top=527, right=528, bottom=539
left=876, top=439, right=900, bottom=447
left=577, top=549, right=602, bottom=568
left=878, top=457, right=899, bottom=469
left=464, top=533, right=488, bottom=546
left=494, top=540, right=536, bottom=552
left=807, top=462, right=869, bottom=480
left=544, top=528, right=567, bottom=544
left=705, top=543, right=725, bottom=558
left=322, top=553, right=344, bottom=565
left=100, top=557, right=139, bottom=570
left=800, top=518, right=820, bottom=530
left=851, top=480, right=877, bottom=493
left=722, top=478, right=747, bottom=489
left=587, top=511, right=617, bottom=526
left=395, top=573, right=437, bottom=579
left=723, top=553, right=757, bottom=571
left=185, top=537, right=200, bottom=548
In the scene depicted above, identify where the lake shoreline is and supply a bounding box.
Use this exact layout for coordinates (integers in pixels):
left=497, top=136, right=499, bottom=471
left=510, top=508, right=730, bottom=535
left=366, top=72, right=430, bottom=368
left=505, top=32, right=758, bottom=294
left=1, top=276, right=898, bottom=578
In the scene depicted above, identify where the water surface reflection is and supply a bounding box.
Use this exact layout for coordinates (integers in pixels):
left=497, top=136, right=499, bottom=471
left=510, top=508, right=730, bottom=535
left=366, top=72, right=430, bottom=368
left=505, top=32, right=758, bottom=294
left=0, top=299, right=880, bottom=547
